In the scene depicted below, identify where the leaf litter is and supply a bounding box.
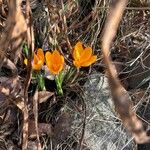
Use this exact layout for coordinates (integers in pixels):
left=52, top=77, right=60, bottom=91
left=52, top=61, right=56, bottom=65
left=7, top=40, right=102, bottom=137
left=0, top=0, right=150, bottom=150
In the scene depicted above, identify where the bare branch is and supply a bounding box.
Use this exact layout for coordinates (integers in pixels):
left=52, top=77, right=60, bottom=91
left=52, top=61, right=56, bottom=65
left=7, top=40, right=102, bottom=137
left=102, top=0, right=150, bottom=144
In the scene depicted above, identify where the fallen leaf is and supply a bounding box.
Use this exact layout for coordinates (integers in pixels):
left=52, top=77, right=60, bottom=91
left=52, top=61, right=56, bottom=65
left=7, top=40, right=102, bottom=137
left=38, top=91, right=54, bottom=103
left=28, top=120, right=53, bottom=139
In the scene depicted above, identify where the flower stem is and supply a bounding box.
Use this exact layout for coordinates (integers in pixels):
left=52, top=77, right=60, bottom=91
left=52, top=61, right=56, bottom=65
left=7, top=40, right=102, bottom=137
left=55, top=75, right=63, bottom=96
left=38, top=73, right=45, bottom=91
left=34, top=71, right=45, bottom=91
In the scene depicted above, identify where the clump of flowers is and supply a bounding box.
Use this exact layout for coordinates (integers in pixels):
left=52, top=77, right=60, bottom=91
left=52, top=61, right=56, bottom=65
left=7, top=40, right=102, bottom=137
left=24, top=41, right=97, bottom=95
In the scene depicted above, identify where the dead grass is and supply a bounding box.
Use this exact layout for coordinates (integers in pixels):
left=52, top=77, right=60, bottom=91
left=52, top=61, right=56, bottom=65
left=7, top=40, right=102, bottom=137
left=0, top=0, right=150, bottom=149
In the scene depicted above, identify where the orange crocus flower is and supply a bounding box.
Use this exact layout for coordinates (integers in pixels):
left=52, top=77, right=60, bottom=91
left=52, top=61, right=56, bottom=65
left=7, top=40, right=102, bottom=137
left=24, top=48, right=44, bottom=70
left=45, top=50, right=64, bottom=75
left=73, top=41, right=97, bottom=68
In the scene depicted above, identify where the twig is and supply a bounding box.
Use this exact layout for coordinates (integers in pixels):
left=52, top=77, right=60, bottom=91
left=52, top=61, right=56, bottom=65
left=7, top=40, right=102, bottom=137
left=97, top=6, right=150, bottom=10
left=76, top=86, right=87, bottom=150
left=33, top=88, right=42, bottom=150
left=22, top=0, right=34, bottom=149
left=101, top=0, right=150, bottom=144
left=69, top=13, right=92, bottom=30
left=60, top=0, right=72, bottom=53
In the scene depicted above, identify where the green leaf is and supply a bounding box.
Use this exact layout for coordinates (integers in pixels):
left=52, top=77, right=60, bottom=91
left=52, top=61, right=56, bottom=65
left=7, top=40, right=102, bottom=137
left=23, top=44, right=29, bottom=57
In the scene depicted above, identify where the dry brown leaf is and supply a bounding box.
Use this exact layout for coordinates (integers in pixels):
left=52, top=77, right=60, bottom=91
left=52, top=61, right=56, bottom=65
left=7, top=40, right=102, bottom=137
left=0, top=0, right=27, bottom=68
left=0, top=76, right=21, bottom=96
left=0, top=77, right=25, bottom=125
left=38, top=91, right=54, bottom=103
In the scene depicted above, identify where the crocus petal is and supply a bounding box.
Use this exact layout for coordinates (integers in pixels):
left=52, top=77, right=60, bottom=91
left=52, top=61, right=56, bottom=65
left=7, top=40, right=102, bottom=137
left=73, top=41, right=84, bottom=60
left=45, top=52, right=52, bottom=66
left=61, top=55, right=64, bottom=64
left=49, top=63, right=63, bottom=75
left=52, top=50, right=64, bottom=71
left=24, top=58, right=28, bottom=65
left=73, top=60, right=81, bottom=68
left=53, top=64, right=63, bottom=74
left=52, top=50, right=62, bottom=64
left=81, top=55, right=97, bottom=67
left=80, top=47, right=92, bottom=63
left=48, top=65, right=58, bottom=75
left=33, top=53, right=39, bottom=64
left=32, top=62, right=43, bottom=70
left=37, top=48, right=44, bottom=64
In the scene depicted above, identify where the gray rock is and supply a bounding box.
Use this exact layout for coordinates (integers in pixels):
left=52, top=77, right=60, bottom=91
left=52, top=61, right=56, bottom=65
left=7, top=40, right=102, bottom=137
left=83, top=74, right=135, bottom=150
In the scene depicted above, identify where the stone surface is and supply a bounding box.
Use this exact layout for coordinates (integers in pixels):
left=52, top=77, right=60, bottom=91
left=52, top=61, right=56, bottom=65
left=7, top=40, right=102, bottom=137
left=83, top=74, right=135, bottom=150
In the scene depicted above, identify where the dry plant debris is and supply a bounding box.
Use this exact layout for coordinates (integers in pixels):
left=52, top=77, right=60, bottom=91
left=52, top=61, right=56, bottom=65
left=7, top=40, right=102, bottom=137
left=0, top=0, right=150, bottom=149
left=102, top=0, right=150, bottom=144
